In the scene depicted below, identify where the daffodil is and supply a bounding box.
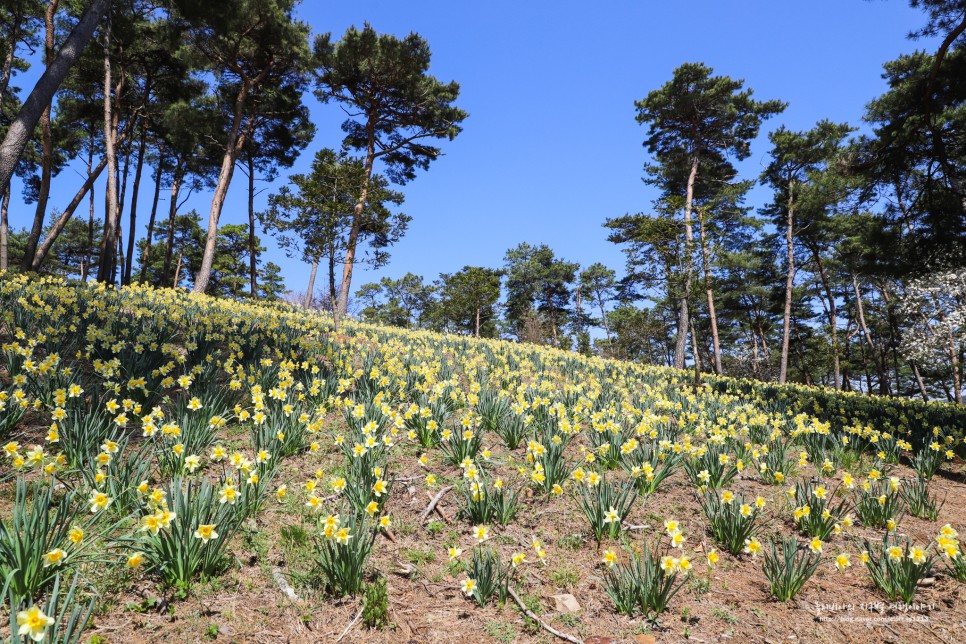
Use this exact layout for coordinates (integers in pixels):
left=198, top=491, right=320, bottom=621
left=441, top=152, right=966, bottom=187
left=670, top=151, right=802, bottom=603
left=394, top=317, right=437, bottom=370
left=602, top=549, right=618, bottom=567
left=834, top=553, right=850, bottom=571
left=194, top=524, right=218, bottom=543
left=42, top=548, right=66, bottom=568
left=17, top=605, right=54, bottom=642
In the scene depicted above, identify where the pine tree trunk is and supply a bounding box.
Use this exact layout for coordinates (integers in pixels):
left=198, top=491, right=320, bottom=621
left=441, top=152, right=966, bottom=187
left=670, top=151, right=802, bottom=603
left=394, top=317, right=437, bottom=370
left=161, top=172, right=181, bottom=286
left=475, top=306, right=481, bottom=338
left=247, top=155, right=258, bottom=297
left=193, top=78, right=255, bottom=294
left=96, top=11, right=119, bottom=284
left=0, top=6, right=22, bottom=106
left=548, top=287, right=560, bottom=347
left=779, top=181, right=795, bottom=384
left=21, top=0, right=60, bottom=271
left=337, top=129, right=374, bottom=316
left=0, top=183, right=9, bottom=270
left=124, top=119, right=147, bottom=284
left=852, top=275, right=889, bottom=394
left=911, top=361, right=929, bottom=402
left=697, top=209, right=723, bottom=374
left=948, top=325, right=962, bottom=404
left=674, top=154, right=698, bottom=370
left=32, top=156, right=107, bottom=269
left=750, top=325, right=760, bottom=376
left=575, top=284, right=581, bottom=348
left=689, top=315, right=702, bottom=388
left=113, top=141, right=130, bottom=284
left=29, top=114, right=130, bottom=271
left=305, top=258, right=319, bottom=309
left=810, top=248, right=839, bottom=389
left=328, top=249, right=336, bottom=311
left=139, top=150, right=164, bottom=284
left=0, top=0, right=110, bottom=193
left=173, top=250, right=183, bottom=286
left=80, top=133, right=94, bottom=281
left=598, top=298, right=611, bottom=343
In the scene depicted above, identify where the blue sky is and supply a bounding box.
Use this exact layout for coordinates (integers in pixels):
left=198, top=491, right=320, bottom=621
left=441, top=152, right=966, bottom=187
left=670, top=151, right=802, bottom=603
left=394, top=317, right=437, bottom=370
left=6, top=0, right=937, bottom=298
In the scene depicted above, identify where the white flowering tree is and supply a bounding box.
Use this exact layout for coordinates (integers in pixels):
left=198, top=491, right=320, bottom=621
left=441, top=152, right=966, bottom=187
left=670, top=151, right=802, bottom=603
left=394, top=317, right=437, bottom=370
left=899, top=268, right=966, bottom=403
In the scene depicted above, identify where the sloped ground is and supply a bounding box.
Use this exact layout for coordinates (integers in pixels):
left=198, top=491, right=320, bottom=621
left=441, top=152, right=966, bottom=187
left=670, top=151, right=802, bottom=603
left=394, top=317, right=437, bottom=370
left=1, top=278, right=964, bottom=644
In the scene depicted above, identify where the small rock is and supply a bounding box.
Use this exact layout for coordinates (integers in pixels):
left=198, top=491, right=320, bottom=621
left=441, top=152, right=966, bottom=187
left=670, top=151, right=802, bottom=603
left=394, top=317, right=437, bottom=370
left=550, top=593, right=581, bottom=614
left=918, top=577, right=936, bottom=587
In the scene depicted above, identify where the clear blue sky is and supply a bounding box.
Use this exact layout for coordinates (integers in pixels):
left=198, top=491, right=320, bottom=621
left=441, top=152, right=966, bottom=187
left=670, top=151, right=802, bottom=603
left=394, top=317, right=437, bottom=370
left=6, top=0, right=937, bottom=297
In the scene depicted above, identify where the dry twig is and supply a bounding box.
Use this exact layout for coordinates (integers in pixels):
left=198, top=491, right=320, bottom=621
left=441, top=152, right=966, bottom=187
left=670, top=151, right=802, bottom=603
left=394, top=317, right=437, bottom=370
left=420, top=485, right=454, bottom=522
left=507, top=587, right=582, bottom=644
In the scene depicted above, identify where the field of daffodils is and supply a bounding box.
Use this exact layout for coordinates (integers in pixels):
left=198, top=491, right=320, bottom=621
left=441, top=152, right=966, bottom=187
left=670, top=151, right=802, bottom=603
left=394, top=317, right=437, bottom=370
left=1, top=275, right=965, bottom=643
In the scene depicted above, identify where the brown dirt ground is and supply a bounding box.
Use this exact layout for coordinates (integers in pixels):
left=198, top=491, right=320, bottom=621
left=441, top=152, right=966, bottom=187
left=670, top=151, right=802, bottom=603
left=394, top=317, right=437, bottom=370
left=60, top=419, right=966, bottom=644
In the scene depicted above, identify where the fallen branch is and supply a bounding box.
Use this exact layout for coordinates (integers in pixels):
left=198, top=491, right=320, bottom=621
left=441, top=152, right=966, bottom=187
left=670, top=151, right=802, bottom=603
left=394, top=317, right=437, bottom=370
left=335, top=605, right=363, bottom=643
left=271, top=566, right=300, bottom=602
left=420, top=485, right=454, bottom=523
left=507, top=587, right=582, bottom=644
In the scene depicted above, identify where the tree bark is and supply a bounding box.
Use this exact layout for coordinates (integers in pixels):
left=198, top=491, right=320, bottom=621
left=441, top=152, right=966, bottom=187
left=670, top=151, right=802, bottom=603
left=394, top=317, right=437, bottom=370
left=247, top=154, right=258, bottom=297
left=0, top=0, right=111, bottom=197
left=123, top=118, right=147, bottom=284
left=475, top=305, right=481, bottom=338
left=21, top=0, right=60, bottom=271
left=851, top=275, right=890, bottom=395
left=779, top=180, right=795, bottom=384
left=193, top=75, right=258, bottom=294
left=31, top=155, right=107, bottom=269
left=173, top=249, right=183, bottom=286
left=336, top=125, right=374, bottom=316
left=95, top=7, right=118, bottom=284
left=948, top=323, right=962, bottom=404
left=697, top=208, right=723, bottom=375
left=574, top=284, right=581, bottom=348
left=28, top=111, right=134, bottom=270
left=161, top=171, right=181, bottom=286
left=0, top=3, right=24, bottom=107
left=139, top=150, right=164, bottom=284
left=597, top=296, right=611, bottom=344
left=810, top=247, right=839, bottom=390
left=0, top=183, right=10, bottom=270
left=674, top=154, right=698, bottom=370
left=911, top=361, right=929, bottom=402
left=80, top=129, right=95, bottom=281
left=304, top=257, right=319, bottom=309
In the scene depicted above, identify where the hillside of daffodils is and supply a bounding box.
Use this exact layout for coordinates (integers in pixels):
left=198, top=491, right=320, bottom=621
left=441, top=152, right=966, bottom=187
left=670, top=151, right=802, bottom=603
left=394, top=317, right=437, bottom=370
left=2, top=275, right=965, bottom=643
